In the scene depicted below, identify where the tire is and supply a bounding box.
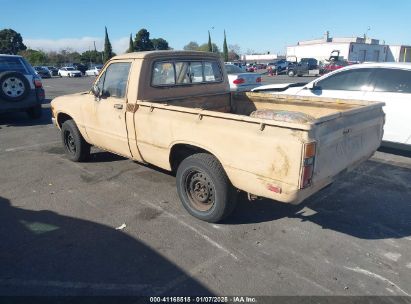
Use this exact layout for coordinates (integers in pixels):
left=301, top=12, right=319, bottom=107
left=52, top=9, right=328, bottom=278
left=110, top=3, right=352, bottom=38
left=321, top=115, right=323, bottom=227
left=288, top=70, right=295, bottom=77
left=26, top=104, right=42, bottom=119
left=176, top=153, right=237, bottom=223
left=61, top=120, right=90, bottom=162
left=0, top=71, right=30, bottom=102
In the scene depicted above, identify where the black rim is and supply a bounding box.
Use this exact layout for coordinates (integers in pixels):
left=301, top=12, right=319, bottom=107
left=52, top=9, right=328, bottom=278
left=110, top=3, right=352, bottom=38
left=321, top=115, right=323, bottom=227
left=184, top=169, right=215, bottom=212
left=64, top=130, right=76, bottom=154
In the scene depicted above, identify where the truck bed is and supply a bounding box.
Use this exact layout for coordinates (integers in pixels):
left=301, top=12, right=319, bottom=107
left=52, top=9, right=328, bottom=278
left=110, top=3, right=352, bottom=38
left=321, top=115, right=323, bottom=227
left=158, top=91, right=382, bottom=128
left=136, top=92, right=384, bottom=204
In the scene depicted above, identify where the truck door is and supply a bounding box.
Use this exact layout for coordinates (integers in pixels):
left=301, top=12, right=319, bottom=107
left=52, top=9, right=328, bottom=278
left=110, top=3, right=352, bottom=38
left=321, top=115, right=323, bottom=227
left=84, top=61, right=132, bottom=157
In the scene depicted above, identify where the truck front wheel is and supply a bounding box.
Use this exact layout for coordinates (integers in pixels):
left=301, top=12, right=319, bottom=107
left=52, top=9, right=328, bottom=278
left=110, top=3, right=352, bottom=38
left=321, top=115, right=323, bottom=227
left=61, top=120, right=90, bottom=162
left=176, top=153, right=237, bottom=223
left=288, top=70, right=295, bottom=77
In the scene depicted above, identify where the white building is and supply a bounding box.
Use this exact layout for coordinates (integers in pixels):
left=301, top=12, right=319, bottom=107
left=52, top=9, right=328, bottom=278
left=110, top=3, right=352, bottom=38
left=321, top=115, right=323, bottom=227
left=286, top=32, right=411, bottom=63
left=240, top=54, right=278, bottom=63
left=387, top=45, right=411, bottom=62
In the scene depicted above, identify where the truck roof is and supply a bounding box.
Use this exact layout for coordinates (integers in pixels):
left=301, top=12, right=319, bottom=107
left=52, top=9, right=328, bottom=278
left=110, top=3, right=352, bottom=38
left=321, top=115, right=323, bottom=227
left=112, top=50, right=220, bottom=60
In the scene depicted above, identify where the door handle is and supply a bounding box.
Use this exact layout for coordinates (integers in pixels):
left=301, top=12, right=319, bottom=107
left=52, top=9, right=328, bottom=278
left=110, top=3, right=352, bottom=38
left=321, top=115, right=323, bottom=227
left=114, top=104, right=123, bottom=109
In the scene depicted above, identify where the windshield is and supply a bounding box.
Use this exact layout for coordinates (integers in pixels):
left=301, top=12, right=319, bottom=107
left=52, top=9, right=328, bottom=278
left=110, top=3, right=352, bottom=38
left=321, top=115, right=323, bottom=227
left=225, top=64, right=244, bottom=74
left=66, top=67, right=75, bottom=71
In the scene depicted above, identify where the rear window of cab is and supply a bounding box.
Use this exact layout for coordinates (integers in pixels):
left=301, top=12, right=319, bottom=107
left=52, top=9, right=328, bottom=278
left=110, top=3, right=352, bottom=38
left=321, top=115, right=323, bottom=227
left=152, top=60, right=223, bottom=87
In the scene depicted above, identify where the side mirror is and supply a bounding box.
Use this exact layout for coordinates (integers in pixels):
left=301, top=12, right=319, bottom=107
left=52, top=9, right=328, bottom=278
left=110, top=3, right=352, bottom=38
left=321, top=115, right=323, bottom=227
left=305, top=82, right=320, bottom=90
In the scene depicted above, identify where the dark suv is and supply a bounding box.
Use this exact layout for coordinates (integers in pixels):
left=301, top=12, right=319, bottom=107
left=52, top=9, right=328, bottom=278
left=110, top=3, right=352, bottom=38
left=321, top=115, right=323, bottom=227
left=287, top=58, right=318, bottom=77
left=72, top=63, right=88, bottom=75
left=0, top=55, right=45, bottom=119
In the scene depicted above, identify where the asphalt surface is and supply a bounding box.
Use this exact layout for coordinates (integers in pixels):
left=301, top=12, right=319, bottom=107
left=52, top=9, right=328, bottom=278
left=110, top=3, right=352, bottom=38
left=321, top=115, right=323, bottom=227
left=0, top=75, right=410, bottom=297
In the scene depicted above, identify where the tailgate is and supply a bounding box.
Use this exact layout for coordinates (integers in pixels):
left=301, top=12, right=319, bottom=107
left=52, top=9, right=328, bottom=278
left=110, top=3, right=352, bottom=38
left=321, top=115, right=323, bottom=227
left=312, top=104, right=384, bottom=183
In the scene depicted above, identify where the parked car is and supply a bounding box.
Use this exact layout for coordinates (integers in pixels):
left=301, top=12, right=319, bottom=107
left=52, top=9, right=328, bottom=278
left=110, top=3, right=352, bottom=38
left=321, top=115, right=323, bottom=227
left=252, top=62, right=411, bottom=148
left=0, top=54, right=45, bottom=119
left=274, top=59, right=289, bottom=72
left=33, top=66, right=51, bottom=78
left=51, top=51, right=384, bottom=222
left=58, top=67, right=82, bottom=77
left=225, top=64, right=262, bottom=92
left=287, top=58, right=319, bottom=77
left=47, top=66, right=59, bottom=76
left=72, top=63, right=88, bottom=75
left=85, top=65, right=103, bottom=76
left=225, top=62, right=245, bottom=70
left=321, top=60, right=350, bottom=74
left=255, top=63, right=266, bottom=70
left=245, top=65, right=256, bottom=72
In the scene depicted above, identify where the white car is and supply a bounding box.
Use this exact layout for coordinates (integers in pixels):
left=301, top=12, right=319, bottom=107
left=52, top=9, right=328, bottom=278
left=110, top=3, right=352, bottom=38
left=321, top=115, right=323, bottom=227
left=58, top=67, right=82, bottom=77
left=85, top=65, right=102, bottom=76
left=252, top=62, right=411, bottom=148
left=225, top=64, right=262, bottom=92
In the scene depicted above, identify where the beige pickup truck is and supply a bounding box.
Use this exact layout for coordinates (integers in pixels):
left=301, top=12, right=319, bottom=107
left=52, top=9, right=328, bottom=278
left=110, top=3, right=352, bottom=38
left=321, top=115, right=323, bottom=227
left=51, top=51, right=385, bottom=222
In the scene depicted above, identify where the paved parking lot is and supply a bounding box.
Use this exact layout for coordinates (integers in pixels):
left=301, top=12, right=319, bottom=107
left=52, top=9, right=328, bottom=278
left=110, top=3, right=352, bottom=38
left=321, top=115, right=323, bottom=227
left=0, top=76, right=411, bottom=296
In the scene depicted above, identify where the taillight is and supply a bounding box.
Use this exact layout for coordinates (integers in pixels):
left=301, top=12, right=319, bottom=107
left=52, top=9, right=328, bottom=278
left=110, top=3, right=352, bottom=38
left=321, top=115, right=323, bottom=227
left=304, top=142, right=316, bottom=158
left=300, top=142, right=316, bottom=188
left=34, top=78, right=43, bottom=88
left=233, top=78, right=245, bottom=85
left=256, top=77, right=262, bottom=83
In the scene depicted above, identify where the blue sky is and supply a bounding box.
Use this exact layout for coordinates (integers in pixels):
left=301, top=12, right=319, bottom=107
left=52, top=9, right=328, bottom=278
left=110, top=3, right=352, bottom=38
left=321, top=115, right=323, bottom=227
left=1, top=0, right=410, bottom=54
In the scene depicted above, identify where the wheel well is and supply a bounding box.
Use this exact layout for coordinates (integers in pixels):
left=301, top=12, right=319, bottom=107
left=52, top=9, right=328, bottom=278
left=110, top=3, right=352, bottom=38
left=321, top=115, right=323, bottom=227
left=169, top=144, right=211, bottom=172
left=57, top=113, right=72, bottom=128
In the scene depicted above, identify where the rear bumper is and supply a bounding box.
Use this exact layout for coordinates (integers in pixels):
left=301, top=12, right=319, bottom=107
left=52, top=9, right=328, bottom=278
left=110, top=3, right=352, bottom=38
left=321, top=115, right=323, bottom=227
left=0, top=90, right=44, bottom=114
left=226, top=151, right=374, bottom=205
left=231, top=84, right=260, bottom=92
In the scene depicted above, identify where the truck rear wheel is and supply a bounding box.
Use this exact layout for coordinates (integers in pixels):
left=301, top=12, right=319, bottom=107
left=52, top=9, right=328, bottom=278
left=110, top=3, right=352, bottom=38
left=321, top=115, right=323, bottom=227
left=176, top=153, right=237, bottom=223
left=61, top=120, right=90, bottom=162
left=288, top=70, right=295, bottom=77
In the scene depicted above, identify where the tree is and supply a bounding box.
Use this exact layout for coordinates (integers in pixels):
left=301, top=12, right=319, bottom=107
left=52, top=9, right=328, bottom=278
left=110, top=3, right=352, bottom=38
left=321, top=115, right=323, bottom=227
left=183, top=41, right=199, bottom=51
left=246, top=48, right=256, bottom=55
left=223, top=30, right=228, bottom=62
left=227, top=51, right=240, bottom=61
left=228, top=44, right=241, bottom=61
left=103, top=26, right=113, bottom=63
left=198, top=43, right=219, bottom=53
left=134, top=28, right=153, bottom=51
left=44, top=51, right=63, bottom=66
left=229, top=44, right=241, bottom=55
left=151, top=38, right=169, bottom=50
left=207, top=31, right=212, bottom=52
left=18, top=49, right=46, bottom=65
left=0, top=28, right=27, bottom=55
left=127, top=33, right=134, bottom=53
left=80, top=50, right=103, bottom=65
